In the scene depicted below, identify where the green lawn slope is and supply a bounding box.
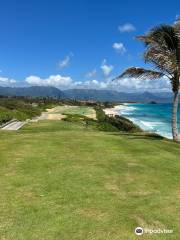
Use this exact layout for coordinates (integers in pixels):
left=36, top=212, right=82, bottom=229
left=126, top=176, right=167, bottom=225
left=0, top=120, right=180, bottom=239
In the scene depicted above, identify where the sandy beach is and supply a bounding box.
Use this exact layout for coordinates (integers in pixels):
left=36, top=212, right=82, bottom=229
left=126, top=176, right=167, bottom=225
left=103, top=104, right=125, bottom=116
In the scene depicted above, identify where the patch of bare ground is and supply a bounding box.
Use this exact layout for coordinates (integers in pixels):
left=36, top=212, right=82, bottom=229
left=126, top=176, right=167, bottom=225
left=47, top=114, right=65, bottom=120
left=76, top=208, right=108, bottom=221
left=133, top=215, right=166, bottom=229
left=104, top=182, right=127, bottom=199
left=86, top=109, right=97, bottom=120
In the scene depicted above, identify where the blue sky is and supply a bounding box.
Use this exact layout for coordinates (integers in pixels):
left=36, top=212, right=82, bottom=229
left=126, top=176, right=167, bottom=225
left=0, top=0, right=178, bottom=91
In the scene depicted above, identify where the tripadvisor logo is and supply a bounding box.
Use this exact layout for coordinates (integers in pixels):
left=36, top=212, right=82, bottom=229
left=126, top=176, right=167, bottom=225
left=135, top=227, right=143, bottom=235
left=134, top=226, right=173, bottom=235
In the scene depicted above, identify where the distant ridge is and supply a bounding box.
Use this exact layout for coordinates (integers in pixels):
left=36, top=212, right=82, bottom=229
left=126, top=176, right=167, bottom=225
left=0, top=86, right=173, bottom=102
left=64, top=89, right=172, bottom=103
left=0, top=86, right=65, bottom=98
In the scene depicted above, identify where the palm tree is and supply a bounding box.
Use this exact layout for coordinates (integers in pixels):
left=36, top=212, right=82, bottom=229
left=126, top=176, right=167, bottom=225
left=114, top=23, right=180, bottom=141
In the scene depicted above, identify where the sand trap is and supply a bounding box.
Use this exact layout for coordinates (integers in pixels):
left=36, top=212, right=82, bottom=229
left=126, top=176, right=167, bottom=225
left=86, top=109, right=96, bottom=120
left=47, top=114, right=65, bottom=120
left=47, top=105, right=78, bottom=113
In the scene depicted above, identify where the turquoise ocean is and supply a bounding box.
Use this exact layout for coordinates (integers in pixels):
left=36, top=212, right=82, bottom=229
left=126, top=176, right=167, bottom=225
left=118, top=103, right=180, bottom=139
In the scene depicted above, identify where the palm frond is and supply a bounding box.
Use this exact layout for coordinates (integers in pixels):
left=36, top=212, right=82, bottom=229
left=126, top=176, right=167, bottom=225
left=137, top=25, right=178, bottom=50
left=136, top=35, right=153, bottom=45
left=173, top=25, right=180, bottom=69
left=144, top=46, right=176, bottom=75
left=114, top=67, right=164, bottom=80
left=136, top=24, right=180, bottom=75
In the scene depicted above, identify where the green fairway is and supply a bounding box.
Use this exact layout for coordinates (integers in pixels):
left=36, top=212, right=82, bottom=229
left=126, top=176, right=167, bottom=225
left=0, top=120, right=180, bottom=239
left=49, top=106, right=94, bottom=116
left=60, top=106, right=92, bottom=115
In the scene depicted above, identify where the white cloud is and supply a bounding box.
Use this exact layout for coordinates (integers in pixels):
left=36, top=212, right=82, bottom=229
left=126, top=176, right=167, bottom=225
left=0, top=71, right=170, bottom=92
left=25, top=75, right=73, bottom=88
left=112, top=42, right=126, bottom=54
left=109, top=76, right=170, bottom=92
left=25, top=73, right=170, bottom=91
left=58, top=52, right=73, bottom=69
left=174, top=14, right=180, bottom=24
left=58, top=56, right=70, bottom=69
left=118, top=23, right=136, bottom=33
left=101, top=59, right=114, bottom=76
left=71, top=79, right=107, bottom=89
left=85, top=69, right=97, bottom=78
left=0, top=76, right=16, bottom=86
left=71, top=76, right=170, bottom=92
left=25, top=74, right=108, bottom=90
left=84, top=80, right=107, bottom=89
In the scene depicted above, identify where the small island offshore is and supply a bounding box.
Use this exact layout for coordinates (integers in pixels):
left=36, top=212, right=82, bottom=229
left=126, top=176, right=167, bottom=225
left=0, top=0, right=179, bottom=239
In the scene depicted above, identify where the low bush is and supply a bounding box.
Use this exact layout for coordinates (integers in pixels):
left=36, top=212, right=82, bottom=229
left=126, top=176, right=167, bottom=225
left=96, top=122, right=119, bottom=132
left=0, top=98, right=41, bottom=123
left=94, top=106, right=106, bottom=122
left=63, top=106, right=141, bottom=133
left=94, top=106, right=141, bottom=133
left=0, top=107, right=13, bottom=125
left=107, top=115, right=141, bottom=132
left=62, top=114, right=87, bottom=123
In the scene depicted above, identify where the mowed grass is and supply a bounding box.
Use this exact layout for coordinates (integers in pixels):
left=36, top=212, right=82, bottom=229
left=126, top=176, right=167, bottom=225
left=0, top=120, right=180, bottom=239
left=61, top=106, right=92, bottom=115
left=51, top=106, right=93, bottom=116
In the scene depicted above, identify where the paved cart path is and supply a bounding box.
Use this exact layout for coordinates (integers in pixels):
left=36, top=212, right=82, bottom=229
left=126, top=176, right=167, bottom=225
left=1, top=121, right=26, bottom=130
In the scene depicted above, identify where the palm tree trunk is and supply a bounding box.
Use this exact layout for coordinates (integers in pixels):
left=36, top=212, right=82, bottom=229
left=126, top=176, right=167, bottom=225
left=172, top=90, right=179, bottom=141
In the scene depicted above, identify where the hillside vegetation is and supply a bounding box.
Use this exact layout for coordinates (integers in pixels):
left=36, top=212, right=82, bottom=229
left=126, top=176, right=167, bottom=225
left=0, top=96, right=62, bottom=124
left=0, top=97, right=98, bottom=125
left=0, top=98, right=41, bottom=124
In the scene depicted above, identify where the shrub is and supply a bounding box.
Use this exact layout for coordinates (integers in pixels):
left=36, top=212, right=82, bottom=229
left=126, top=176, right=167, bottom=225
left=0, top=108, right=13, bottom=125
left=94, top=106, right=141, bottom=133
left=0, top=98, right=42, bottom=123
left=97, top=122, right=119, bottom=132
left=63, top=114, right=87, bottom=123
left=94, top=106, right=106, bottom=122
left=107, top=115, right=141, bottom=132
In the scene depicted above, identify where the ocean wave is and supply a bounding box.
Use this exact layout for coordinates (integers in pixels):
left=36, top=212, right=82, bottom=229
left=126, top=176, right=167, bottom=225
left=118, top=105, right=138, bottom=115
left=140, top=121, right=163, bottom=128
left=156, top=130, right=172, bottom=139
left=105, top=105, right=138, bottom=116
left=125, top=117, right=172, bottom=139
